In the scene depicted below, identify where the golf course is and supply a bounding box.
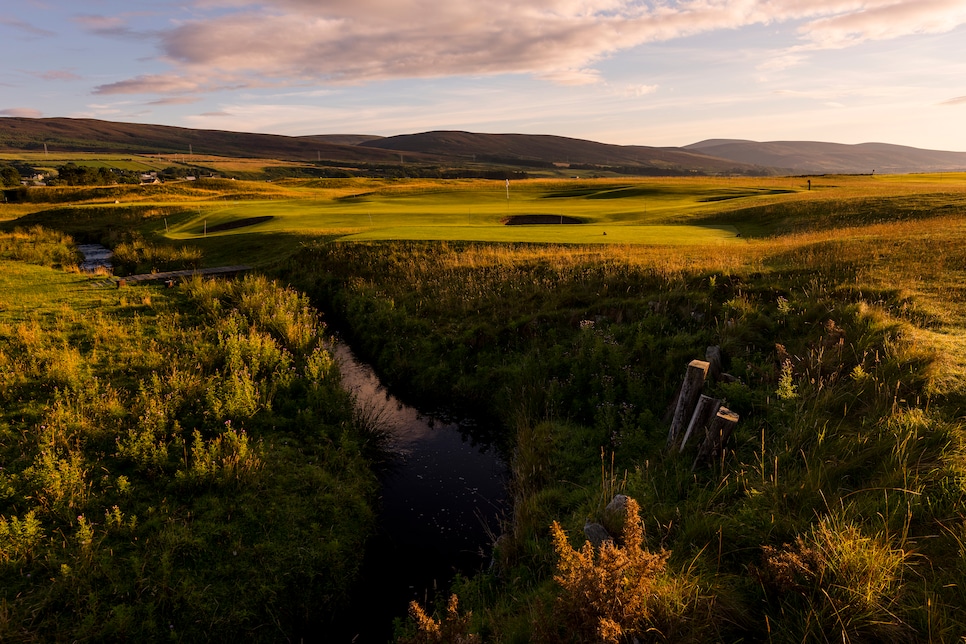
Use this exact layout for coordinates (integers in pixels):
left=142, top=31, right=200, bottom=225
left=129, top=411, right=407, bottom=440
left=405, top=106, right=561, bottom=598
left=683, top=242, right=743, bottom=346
left=4, top=167, right=966, bottom=642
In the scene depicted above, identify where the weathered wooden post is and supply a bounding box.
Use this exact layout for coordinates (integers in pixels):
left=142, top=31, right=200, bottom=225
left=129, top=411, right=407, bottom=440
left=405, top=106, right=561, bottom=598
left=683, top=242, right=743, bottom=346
left=667, top=359, right=710, bottom=450
left=705, top=345, right=723, bottom=382
left=692, top=407, right=740, bottom=470
left=679, top=394, right=721, bottom=453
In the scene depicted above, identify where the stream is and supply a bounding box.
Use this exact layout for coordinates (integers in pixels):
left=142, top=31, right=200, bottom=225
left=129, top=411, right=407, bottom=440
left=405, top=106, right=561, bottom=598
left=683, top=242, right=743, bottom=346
left=334, top=343, right=507, bottom=642
left=75, top=245, right=509, bottom=642
left=76, top=243, right=113, bottom=272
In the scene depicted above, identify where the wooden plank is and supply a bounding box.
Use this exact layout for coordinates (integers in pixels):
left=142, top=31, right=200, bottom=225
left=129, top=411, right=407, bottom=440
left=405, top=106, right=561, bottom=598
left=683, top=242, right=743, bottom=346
left=117, top=266, right=252, bottom=286
left=692, top=407, right=740, bottom=470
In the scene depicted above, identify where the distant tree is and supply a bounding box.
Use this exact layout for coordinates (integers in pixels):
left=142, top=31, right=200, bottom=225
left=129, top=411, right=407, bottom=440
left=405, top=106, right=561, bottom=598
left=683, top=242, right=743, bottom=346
left=54, top=163, right=118, bottom=186
left=0, top=163, right=20, bottom=187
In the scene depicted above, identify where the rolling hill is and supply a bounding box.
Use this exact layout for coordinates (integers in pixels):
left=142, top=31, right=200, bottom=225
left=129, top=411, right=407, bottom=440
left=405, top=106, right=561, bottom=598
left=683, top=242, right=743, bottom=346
left=685, top=139, right=966, bottom=174
left=359, top=130, right=766, bottom=174
left=2, top=117, right=966, bottom=175
left=0, top=117, right=410, bottom=165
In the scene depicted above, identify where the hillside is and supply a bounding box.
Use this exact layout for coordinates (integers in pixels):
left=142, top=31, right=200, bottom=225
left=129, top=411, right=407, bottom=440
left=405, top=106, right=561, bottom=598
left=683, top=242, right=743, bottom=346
left=0, top=117, right=410, bottom=164
left=360, top=130, right=768, bottom=174
left=3, top=117, right=966, bottom=175
left=685, top=139, right=966, bottom=174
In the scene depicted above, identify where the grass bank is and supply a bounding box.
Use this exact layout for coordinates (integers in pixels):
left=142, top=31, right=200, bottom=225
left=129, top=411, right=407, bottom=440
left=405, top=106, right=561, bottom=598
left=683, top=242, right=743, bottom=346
left=0, top=228, right=378, bottom=641
left=276, top=187, right=966, bottom=641
left=5, top=174, right=966, bottom=641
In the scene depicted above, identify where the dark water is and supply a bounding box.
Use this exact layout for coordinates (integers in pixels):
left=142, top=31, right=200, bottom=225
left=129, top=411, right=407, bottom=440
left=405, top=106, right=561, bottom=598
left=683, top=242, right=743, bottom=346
left=77, top=243, right=113, bottom=272
left=333, top=344, right=507, bottom=642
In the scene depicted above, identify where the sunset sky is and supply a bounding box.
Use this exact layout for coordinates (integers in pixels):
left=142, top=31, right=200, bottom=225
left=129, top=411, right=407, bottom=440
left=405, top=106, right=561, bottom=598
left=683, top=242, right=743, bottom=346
left=2, top=0, right=965, bottom=150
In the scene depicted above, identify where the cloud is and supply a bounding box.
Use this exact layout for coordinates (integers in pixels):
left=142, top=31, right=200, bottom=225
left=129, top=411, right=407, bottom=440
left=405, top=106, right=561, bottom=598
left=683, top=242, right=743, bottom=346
left=940, top=95, right=966, bottom=105
left=147, top=96, right=202, bottom=106
left=757, top=53, right=809, bottom=72
left=0, top=16, right=55, bottom=38
left=624, top=84, right=659, bottom=97
left=102, top=1, right=966, bottom=93
left=797, top=0, right=966, bottom=48
left=0, top=108, right=43, bottom=118
left=73, top=13, right=154, bottom=39
left=94, top=74, right=206, bottom=95
left=38, top=69, right=82, bottom=82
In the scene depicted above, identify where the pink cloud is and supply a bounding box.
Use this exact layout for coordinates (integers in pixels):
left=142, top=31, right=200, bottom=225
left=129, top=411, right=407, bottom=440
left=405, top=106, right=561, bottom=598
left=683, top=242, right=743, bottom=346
left=39, top=69, right=82, bottom=81
left=799, top=0, right=966, bottom=47
left=0, top=16, right=54, bottom=37
left=98, top=1, right=966, bottom=92
left=94, top=74, right=204, bottom=95
left=0, top=108, right=43, bottom=118
left=147, top=96, right=202, bottom=105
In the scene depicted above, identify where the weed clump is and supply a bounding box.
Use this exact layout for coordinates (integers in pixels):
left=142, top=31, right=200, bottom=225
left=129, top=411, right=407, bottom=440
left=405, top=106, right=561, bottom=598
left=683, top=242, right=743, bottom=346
left=756, top=518, right=913, bottom=642
left=400, top=594, right=480, bottom=644
left=549, top=497, right=708, bottom=643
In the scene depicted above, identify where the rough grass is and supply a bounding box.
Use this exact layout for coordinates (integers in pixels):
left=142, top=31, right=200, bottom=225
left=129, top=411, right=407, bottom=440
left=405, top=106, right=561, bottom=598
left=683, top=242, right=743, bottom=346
left=265, top=178, right=966, bottom=641
left=0, top=231, right=378, bottom=641
left=5, top=174, right=966, bottom=640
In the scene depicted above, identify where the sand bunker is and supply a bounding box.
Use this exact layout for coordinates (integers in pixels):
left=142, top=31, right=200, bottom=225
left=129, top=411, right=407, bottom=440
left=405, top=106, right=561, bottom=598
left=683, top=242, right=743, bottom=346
left=502, top=214, right=583, bottom=225
left=206, top=216, right=274, bottom=232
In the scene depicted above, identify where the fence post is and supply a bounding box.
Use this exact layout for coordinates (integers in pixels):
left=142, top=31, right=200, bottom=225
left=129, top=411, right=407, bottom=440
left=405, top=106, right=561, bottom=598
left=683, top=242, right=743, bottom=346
left=667, top=359, right=709, bottom=449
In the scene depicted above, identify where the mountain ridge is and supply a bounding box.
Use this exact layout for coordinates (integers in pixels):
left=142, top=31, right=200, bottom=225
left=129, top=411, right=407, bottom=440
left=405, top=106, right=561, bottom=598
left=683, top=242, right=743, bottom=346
left=2, top=117, right=966, bottom=175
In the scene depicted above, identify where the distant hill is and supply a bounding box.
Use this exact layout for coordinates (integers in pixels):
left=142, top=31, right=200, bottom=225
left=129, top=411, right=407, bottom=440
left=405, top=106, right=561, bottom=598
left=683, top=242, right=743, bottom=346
left=2, top=117, right=965, bottom=176
left=0, top=118, right=765, bottom=175
left=685, top=139, right=966, bottom=174
left=359, top=130, right=766, bottom=174
left=0, top=117, right=410, bottom=165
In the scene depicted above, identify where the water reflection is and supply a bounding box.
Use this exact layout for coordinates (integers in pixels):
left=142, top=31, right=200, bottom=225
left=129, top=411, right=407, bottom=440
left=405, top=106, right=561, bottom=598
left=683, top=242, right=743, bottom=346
left=333, top=343, right=507, bottom=641
left=77, top=243, right=113, bottom=272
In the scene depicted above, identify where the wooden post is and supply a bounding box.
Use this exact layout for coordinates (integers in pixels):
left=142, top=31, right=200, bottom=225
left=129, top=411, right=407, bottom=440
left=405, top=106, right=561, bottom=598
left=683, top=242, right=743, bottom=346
left=705, top=345, right=723, bottom=382
left=679, top=395, right=721, bottom=453
left=667, top=359, right=710, bottom=449
left=692, top=407, right=740, bottom=470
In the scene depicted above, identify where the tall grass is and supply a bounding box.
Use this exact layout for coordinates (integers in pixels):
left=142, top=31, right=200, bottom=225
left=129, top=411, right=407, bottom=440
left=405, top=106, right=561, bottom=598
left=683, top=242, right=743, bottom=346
left=0, top=229, right=378, bottom=641
left=279, top=196, right=966, bottom=640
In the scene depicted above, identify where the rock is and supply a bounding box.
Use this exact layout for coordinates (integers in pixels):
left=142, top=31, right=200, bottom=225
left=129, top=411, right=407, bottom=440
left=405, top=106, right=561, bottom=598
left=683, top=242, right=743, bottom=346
left=583, top=522, right=613, bottom=549
left=602, top=494, right=629, bottom=539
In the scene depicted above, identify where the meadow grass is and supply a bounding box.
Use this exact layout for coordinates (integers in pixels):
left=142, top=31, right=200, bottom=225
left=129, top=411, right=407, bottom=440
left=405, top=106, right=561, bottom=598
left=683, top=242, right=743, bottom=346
left=0, top=229, right=379, bottom=641
left=5, top=173, right=966, bottom=641
left=264, top=175, right=966, bottom=641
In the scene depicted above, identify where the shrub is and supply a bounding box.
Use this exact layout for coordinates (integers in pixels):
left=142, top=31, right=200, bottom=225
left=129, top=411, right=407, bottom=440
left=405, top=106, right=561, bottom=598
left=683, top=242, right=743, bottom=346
left=400, top=594, right=480, bottom=644
left=549, top=497, right=704, bottom=643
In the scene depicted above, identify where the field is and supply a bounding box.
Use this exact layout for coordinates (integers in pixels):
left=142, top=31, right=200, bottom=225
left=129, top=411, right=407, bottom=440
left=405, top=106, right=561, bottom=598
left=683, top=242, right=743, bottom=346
left=4, top=172, right=966, bottom=641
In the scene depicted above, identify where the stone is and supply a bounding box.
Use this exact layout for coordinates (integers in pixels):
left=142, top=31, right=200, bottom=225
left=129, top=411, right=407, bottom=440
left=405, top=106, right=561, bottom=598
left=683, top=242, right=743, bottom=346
left=583, top=522, right=613, bottom=549
left=602, top=494, right=629, bottom=539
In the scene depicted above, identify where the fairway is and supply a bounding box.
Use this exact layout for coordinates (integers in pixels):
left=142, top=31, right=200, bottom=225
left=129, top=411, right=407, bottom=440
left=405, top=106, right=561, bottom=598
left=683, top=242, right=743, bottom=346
left=338, top=223, right=739, bottom=243
left=156, top=177, right=797, bottom=246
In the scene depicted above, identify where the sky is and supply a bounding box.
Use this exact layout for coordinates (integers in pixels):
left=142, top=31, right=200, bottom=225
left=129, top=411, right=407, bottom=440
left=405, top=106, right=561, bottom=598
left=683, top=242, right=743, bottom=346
left=2, top=0, right=966, bottom=150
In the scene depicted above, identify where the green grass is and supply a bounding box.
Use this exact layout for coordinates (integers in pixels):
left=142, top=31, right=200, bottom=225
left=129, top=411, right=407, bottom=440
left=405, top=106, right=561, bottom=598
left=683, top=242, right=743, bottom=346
left=0, top=263, right=108, bottom=320
left=146, top=178, right=792, bottom=252
left=6, top=172, right=966, bottom=641
left=0, top=230, right=379, bottom=641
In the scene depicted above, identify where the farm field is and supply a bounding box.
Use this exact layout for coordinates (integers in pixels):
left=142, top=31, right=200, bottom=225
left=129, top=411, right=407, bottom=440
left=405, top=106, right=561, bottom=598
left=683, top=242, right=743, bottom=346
left=4, top=172, right=966, bottom=641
